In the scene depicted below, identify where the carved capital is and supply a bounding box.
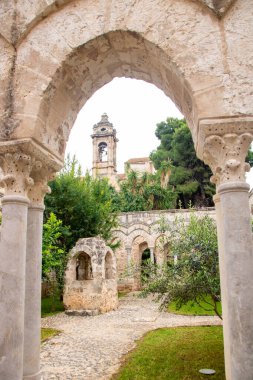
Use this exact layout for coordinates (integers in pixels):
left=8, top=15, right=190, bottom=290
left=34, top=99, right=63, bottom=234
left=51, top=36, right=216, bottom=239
left=203, top=132, right=252, bottom=186
left=28, top=162, right=56, bottom=208
left=0, top=138, right=63, bottom=203
left=0, top=152, right=34, bottom=197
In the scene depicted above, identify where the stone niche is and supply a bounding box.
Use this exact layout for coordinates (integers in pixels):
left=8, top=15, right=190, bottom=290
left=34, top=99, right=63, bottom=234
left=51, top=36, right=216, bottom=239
left=63, top=237, right=118, bottom=314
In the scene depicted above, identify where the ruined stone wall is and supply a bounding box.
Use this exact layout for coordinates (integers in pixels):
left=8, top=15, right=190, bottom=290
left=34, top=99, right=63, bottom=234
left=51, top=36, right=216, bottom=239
left=113, top=208, right=216, bottom=290
left=64, top=237, right=118, bottom=313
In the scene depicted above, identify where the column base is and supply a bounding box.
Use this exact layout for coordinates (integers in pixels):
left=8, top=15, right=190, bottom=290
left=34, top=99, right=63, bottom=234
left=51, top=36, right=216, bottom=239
left=23, top=371, right=41, bottom=380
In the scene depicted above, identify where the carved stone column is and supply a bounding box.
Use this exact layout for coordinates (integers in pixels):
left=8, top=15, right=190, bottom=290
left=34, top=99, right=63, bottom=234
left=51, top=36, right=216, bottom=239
left=0, top=139, right=62, bottom=380
left=203, top=123, right=253, bottom=380
left=0, top=152, right=33, bottom=380
left=23, top=163, right=54, bottom=380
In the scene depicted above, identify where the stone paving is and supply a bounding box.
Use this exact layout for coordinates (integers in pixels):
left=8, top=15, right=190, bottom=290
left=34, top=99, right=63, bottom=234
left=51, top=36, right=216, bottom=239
left=41, top=293, right=222, bottom=380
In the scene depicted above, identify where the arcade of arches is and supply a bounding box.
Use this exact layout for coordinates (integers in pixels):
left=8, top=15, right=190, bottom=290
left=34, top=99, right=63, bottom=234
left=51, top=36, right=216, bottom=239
left=112, top=209, right=215, bottom=291
left=0, top=1, right=253, bottom=379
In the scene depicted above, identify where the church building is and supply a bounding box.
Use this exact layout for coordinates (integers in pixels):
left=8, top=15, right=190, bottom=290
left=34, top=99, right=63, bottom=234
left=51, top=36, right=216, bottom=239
left=91, top=113, right=155, bottom=188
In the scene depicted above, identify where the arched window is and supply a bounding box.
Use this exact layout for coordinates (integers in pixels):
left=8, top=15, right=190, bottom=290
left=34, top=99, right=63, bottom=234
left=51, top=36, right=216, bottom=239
left=141, top=248, right=151, bottom=282
left=98, top=142, right=108, bottom=162
left=76, top=252, right=93, bottom=280
left=141, top=248, right=151, bottom=264
left=105, top=252, right=114, bottom=279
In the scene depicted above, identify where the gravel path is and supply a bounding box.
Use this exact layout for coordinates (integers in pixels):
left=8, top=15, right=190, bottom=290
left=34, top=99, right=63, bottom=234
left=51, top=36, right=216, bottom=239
left=41, top=293, right=222, bottom=380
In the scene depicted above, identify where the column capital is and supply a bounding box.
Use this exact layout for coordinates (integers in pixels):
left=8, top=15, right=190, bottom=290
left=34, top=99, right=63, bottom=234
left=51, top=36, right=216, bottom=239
left=28, top=162, right=56, bottom=208
left=201, top=120, right=253, bottom=186
left=0, top=138, right=62, bottom=204
left=0, top=152, right=34, bottom=198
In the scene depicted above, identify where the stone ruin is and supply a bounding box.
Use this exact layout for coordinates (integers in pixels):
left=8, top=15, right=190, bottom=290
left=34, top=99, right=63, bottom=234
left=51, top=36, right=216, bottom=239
left=63, top=237, right=118, bottom=315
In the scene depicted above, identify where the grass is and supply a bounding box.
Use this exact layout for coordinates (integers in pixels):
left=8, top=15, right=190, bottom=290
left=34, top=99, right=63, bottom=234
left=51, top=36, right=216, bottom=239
left=168, top=295, right=222, bottom=317
left=118, top=290, right=131, bottom=298
left=41, top=328, right=61, bottom=342
left=41, top=296, right=65, bottom=318
left=113, top=326, right=225, bottom=380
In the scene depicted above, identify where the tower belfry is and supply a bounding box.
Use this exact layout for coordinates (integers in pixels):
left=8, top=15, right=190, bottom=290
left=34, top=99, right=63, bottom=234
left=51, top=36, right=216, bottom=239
left=91, top=113, right=118, bottom=179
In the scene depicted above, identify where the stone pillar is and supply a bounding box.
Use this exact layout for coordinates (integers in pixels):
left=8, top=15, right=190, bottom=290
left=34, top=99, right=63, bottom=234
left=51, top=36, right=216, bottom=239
left=23, top=163, right=52, bottom=380
left=149, top=247, right=155, bottom=263
left=126, top=247, right=132, bottom=266
left=213, top=193, right=232, bottom=380
left=0, top=153, right=33, bottom=380
left=203, top=128, right=253, bottom=380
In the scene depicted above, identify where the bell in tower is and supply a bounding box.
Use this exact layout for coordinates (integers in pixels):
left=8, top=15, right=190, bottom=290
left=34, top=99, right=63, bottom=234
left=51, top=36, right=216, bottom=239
left=91, top=113, right=118, bottom=181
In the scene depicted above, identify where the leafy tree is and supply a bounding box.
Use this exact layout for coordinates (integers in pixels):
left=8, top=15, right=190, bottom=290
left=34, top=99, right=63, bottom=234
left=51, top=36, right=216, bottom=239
left=42, top=212, right=70, bottom=303
left=151, top=118, right=253, bottom=208
left=112, top=169, right=177, bottom=212
left=141, top=213, right=222, bottom=319
left=150, top=118, right=215, bottom=207
left=44, top=156, right=118, bottom=252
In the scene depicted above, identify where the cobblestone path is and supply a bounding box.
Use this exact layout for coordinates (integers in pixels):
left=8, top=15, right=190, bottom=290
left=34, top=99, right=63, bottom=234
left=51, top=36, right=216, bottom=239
left=41, top=294, right=222, bottom=380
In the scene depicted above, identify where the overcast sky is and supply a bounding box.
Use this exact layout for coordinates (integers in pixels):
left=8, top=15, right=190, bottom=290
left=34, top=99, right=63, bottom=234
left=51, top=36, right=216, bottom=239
left=66, top=77, right=253, bottom=188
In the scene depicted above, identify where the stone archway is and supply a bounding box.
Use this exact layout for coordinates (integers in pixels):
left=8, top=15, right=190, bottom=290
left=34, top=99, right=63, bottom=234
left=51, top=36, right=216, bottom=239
left=76, top=252, right=93, bottom=281
left=0, top=1, right=253, bottom=379
left=154, top=235, right=169, bottom=266
left=131, top=235, right=151, bottom=290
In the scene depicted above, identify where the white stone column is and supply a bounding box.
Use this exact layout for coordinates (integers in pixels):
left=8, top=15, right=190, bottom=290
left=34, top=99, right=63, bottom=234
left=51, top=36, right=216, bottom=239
left=213, top=194, right=232, bottom=380
left=149, top=247, right=155, bottom=263
left=0, top=153, right=33, bottom=380
left=23, top=164, right=52, bottom=380
left=204, top=129, right=253, bottom=380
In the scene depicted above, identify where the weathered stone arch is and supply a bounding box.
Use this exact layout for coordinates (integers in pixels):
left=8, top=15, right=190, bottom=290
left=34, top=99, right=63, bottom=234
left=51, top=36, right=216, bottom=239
left=7, top=0, right=245, bottom=159
left=127, top=223, right=150, bottom=235
left=104, top=251, right=116, bottom=280
left=154, top=234, right=170, bottom=266
left=131, top=235, right=150, bottom=264
left=1, top=1, right=253, bottom=379
left=65, top=243, right=95, bottom=283
left=112, top=227, right=128, bottom=241
left=76, top=252, right=93, bottom=281
left=129, top=228, right=151, bottom=249
left=64, top=237, right=118, bottom=314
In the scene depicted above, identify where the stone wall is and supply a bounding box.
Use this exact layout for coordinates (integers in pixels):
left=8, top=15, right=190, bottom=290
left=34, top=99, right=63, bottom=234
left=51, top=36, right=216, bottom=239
left=64, top=237, right=118, bottom=314
left=113, top=208, right=216, bottom=290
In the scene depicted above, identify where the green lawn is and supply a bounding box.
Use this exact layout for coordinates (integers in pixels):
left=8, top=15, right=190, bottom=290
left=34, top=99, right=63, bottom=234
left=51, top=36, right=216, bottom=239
left=168, top=295, right=222, bottom=317
left=41, top=296, right=65, bottom=317
left=41, top=328, right=61, bottom=342
left=113, top=326, right=225, bottom=380
left=118, top=290, right=131, bottom=298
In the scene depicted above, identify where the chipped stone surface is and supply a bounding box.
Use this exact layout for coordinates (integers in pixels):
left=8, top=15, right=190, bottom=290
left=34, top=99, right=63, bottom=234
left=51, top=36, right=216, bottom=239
left=63, top=237, right=118, bottom=314
left=1, top=0, right=252, bottom=158
left=113, top=208, right=216, bottom=290
left=41, top=293, right=222, bottom=380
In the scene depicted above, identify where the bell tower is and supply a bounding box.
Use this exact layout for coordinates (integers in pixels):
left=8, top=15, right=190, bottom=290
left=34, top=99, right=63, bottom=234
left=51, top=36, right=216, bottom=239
left=91, top=113, right=118, bottom=179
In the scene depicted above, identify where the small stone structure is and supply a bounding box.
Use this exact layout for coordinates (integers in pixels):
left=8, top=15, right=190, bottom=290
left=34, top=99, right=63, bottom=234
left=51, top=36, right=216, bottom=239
left=64, top=237, right=118, bottom=314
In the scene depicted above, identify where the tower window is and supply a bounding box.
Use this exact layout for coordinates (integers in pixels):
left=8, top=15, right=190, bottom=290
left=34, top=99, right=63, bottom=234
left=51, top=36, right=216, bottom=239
left=98, top=142, right=108, bottom=162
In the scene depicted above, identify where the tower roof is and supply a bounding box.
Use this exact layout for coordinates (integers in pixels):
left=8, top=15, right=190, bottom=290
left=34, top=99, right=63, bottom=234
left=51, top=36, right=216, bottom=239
left=93, top=113, right=113, bottom=130
left=91, top=113, right=117, bottom=139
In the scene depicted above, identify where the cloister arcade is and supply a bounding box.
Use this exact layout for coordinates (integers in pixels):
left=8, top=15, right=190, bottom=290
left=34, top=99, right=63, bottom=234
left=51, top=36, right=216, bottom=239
left=0, top=1, right=253, bottom=379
